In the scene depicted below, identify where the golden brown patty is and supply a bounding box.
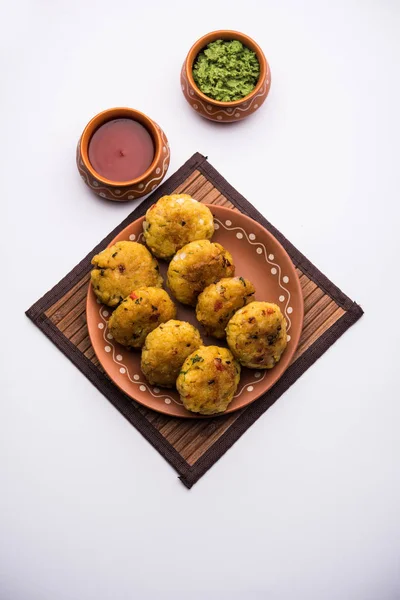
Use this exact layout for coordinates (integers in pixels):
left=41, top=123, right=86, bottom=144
left=167, top=240, right=235, bottom=306
left=176, top=345, right=240, bottom=415
left=196, top=276, right=256, bottom=338
left=141, top=320, right=203, bottom=387
left=108, top=287, right=176, bottom=349
left=91, top=241, right=162, bottom=307
left=143, top=195, right=214, bottom=260
left=226, top=301, right=287, bottom=369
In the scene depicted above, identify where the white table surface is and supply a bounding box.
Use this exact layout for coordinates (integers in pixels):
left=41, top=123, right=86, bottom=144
left=1, top=1, right=400, bottom=599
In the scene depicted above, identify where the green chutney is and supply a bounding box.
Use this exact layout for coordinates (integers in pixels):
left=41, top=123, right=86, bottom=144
left=192, top=39, right=260, bottom=102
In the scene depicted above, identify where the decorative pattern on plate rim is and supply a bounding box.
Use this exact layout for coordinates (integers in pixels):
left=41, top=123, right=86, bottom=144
left=234, top=371, right=266, bottom=397
left=181, top=65, right=269, bottom=119
left=127, top=232, right=145, bottom=243
left=214, top=218, right=292, bottom=332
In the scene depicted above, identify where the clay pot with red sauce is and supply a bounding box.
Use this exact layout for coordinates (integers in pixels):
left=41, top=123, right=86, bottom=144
left=77, top=107, right=170, bottom=202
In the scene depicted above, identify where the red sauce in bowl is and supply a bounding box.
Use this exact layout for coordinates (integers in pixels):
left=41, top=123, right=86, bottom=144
left=88, top=118, right=155, bottom=182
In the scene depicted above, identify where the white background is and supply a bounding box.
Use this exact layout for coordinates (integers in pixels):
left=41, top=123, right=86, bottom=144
left=1, top=1, right=400, bottom=599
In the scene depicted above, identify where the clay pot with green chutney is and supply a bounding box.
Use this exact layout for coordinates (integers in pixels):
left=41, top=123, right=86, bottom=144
left=181, top=30, right=271, bottom=123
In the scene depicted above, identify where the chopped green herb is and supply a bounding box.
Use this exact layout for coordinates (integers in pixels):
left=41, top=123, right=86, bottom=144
left=191, top=355, right=204, bottom=364
left=208, top=379, right=215, bottom=385
left=112, top=252, right=118, bottom=258
left=192, top=39, right=260, bottom=102
left=151, top=305, right=158, bottom=312
left=100, top=269, right=105, bottom=276
left=181, top=221, right=186, bottom=226
left=179, top=369, right=189, bottom=380
left=239, top=277, right=246, bottom=286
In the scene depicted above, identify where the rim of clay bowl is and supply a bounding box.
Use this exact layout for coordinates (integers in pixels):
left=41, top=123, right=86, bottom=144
left=79, top=107, right=164, bottom=187
left=185, top=30, right=268, bottom=108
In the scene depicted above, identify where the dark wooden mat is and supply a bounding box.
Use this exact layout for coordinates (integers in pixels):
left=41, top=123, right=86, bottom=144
left=26, top=153, right=363, bottom=488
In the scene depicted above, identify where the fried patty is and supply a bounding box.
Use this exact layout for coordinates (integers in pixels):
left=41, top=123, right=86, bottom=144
left=176, top=345, right=240, bottom=415
left=91, top=241, right=162, bottom=307
left=196, top=276, right=256, bottom=338
left=143, top=195, right=214, bottom=260
left=167, top=240, right=235, bottom=306
left=108, top=287, right=176, bottom=349
left=141, top=320, right=203, bottom=387
left=226, top=301, right=287, bottom=368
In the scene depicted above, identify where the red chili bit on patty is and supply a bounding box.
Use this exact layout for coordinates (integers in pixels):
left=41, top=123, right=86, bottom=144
left=266, top=307, right=275, bottom=314
left=214, top=300, right=223, bottom=311
left=130, top=291, right=138, bottom=300
left=214, top=357, right=225, bottom=371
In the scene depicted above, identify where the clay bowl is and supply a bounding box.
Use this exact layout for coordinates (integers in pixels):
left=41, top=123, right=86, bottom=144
left=77, top=107, right=170, bottom=202
left=181, top=30, right=271, bottom=123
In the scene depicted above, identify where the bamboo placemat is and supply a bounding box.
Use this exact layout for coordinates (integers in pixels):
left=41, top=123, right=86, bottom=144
left=26, top=153, right=363, bottom=488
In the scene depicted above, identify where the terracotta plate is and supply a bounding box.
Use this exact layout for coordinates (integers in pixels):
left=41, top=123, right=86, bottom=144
left=86, top=206, right=304, bottom=418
